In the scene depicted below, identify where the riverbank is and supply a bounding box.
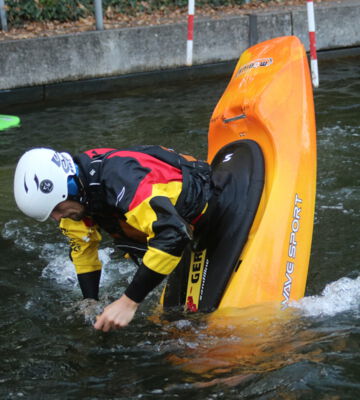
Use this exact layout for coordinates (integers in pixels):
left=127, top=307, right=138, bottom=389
left=1, top=0, right=359, bottom=106
left=0, top=1, right=338, bottom=41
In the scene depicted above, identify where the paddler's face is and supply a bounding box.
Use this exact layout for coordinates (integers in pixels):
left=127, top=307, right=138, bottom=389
left=50, top=200, right=86, bottom=222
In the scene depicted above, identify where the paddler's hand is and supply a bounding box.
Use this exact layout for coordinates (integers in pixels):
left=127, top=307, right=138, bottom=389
left=93, top=294, right=139, bottom=332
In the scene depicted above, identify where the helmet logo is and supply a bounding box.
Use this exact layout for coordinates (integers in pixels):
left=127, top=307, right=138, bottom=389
left=40, top=179, right=54, bottom=194
left=51, top=152, right=76, bottom=175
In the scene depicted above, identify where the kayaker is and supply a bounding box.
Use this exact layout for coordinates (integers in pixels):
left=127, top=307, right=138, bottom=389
left=13, top=146, right=213, bottom=331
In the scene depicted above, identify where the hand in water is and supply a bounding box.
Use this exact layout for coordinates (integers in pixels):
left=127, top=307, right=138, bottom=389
left=94, top=294, right=139, bottom=332
left=76, top=298, right=103, bottom=324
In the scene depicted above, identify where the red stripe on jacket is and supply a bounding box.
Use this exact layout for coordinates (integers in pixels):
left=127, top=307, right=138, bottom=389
left=84, top=148, right=116, bottom=158
left=107, top=151, right=183, bottom=210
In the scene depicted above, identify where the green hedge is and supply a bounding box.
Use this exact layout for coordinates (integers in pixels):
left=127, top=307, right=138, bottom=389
left=7, top=0, right=91, bottom=24
left=6, top=0, right=265, bottom=26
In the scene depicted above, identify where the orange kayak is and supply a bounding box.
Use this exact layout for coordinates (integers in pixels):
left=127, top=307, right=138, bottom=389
left=162, top=36, right=317, bottom=312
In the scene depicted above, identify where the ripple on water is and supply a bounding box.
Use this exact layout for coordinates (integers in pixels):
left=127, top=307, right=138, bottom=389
left=1, top=54, right=360, bottom=399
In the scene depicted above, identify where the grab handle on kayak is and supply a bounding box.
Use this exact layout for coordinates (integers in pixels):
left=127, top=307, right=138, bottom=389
left=224, top=114, right=246, bottom=123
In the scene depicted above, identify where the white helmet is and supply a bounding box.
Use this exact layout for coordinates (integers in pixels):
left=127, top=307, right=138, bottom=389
left=14, top=148, right=76, bottom=222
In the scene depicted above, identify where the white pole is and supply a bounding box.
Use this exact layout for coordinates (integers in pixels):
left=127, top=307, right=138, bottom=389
left=94, top=0, right=104, bottom=31
left=0, top=0, right=8, bottom=32
left=306, top=0, right=319, bottom=88
left=186, top=0, right=195, bottom=66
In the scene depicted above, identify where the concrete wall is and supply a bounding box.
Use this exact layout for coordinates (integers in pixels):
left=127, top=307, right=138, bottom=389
left=0, top=0, right=359, bottom=95
left=293, top=0, right=360, bottom=50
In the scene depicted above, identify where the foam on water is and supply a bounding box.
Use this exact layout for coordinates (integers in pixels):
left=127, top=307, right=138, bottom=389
left=2, top=218, right=136, bottom=294
left=2, top=219, right=52, bottom=252
left=292, top=276, right=360, bottom=317
left=41, top=246, right=136, bottom=292
left=4, top=218, right=359, bottom=323
left=318, top=124, right=360, bottom=143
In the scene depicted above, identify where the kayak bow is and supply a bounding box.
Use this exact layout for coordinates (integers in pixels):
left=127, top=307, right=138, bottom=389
left=162, top=36, right=317, bottom=312
left=208, top=36, right=317, bottom=310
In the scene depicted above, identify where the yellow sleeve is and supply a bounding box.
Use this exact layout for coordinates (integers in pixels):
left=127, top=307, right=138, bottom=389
left=124, top=181, right=189, bottom=276
left=59, top=218, right=102, bottom=274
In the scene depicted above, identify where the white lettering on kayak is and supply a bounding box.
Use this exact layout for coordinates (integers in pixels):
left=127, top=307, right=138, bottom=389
left=282, top=193, right=303, bottom=308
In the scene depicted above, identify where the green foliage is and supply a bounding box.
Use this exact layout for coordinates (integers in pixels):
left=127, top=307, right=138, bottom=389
left=103, top=1, right=251, bottom=14
left=5, top=0, right=255, bottom=26
left=6, top=0, right=93, bottom=25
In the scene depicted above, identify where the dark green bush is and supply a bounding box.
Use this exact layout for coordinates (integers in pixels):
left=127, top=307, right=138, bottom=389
left=7, top=0, right=93, bottom=25
left=103, top=1, right=252, bottom=14
left=6, top=0, right=262, bottom=26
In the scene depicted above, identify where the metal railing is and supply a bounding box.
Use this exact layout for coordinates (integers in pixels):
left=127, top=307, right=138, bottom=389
left=94, top=0, right=104, bottom=31
left=0, top=0, right=7, bottom=32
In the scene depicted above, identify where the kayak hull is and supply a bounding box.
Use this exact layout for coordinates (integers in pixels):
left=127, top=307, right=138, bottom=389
left=208, top=36, right=317, bottom=310
left=162, top=36, right=317, bottom=312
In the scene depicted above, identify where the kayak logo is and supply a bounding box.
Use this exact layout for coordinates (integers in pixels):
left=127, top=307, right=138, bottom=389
left=282, top=193, right=303, bottom=308
left=236, top=58, right=273, bottom=76
left=223, top=153, right=233, bottom=163
left=185, top=250, right=207, bottom=312
left=190, top=251, right=205, bottom=283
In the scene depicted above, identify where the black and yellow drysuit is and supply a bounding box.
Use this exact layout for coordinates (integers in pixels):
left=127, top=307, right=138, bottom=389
left=59, top=146, right=212, bottom=303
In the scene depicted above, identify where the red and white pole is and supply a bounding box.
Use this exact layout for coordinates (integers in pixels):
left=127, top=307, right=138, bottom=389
left=186, top=0, right=195, bottom=66
left=306, top=0, right=319, bottom=88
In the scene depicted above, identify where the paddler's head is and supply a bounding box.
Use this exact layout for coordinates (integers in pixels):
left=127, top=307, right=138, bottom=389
left=14, top=148, right=85, bottom=222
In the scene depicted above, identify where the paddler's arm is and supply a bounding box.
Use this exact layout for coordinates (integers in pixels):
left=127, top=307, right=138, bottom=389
left=94, top=196, right=192, bottom=331
left=125, top=195, right=193, bottom=301
left=77, top=270, right=101, bottom=300
left=93, top=264, right=164, bottom=332
left=59, top=218, right=102, bottom=300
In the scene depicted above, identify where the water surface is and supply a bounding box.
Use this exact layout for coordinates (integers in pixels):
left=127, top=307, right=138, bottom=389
left=1, top=52, right=359, bottom=399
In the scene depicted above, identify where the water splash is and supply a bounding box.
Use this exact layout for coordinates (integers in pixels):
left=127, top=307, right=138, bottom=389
left=2, top=219, right=52, bottom=252
left=3, top=219, right=136, bottom=294
left=292, top=276, right=360, bottom=317
left=40, top=246, right=135, bottom=289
